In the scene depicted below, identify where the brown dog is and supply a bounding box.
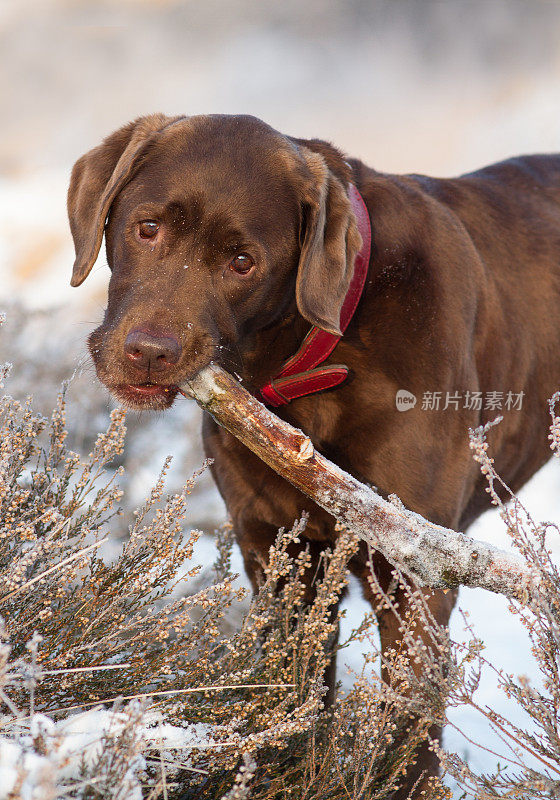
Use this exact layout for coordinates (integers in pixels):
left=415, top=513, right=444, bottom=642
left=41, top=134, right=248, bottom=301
left=68, top=114, right=560, bottom=793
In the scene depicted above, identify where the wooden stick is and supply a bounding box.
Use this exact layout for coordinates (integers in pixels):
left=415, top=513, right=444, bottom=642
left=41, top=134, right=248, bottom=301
left=179, top=364, right=541, bottom=604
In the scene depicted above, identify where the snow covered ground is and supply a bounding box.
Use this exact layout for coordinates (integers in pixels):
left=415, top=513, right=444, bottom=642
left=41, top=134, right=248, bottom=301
left=0, top=707, right=218, bottom=800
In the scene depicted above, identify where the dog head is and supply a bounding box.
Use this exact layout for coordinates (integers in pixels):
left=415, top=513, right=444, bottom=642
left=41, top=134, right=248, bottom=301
left=68, top=114, right=361, bottom=408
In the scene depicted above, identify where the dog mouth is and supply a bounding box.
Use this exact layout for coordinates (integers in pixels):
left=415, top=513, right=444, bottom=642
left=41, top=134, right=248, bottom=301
left=112, top=381, right=180, bottom=409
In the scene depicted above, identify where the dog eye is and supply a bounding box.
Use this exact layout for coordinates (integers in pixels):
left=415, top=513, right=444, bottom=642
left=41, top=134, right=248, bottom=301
left=138, top=220, right=159, bottom=239
left=229, top=254, right=254, bottom=275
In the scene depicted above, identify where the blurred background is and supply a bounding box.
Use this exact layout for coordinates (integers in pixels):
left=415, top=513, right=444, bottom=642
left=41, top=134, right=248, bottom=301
left=1, top=0, right=560, bottom=789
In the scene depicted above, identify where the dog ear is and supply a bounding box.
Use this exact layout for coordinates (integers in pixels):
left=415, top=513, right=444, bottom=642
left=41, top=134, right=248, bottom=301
left=67, top=114, right=181, bottom=287
left=295, top=149, right=362, bottom=336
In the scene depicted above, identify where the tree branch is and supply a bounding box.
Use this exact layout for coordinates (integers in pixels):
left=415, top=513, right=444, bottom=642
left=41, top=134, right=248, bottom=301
left=179, top=364, right=541, bottom=604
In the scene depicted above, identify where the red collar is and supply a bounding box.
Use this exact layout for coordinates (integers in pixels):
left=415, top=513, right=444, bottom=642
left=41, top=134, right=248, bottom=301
left=259, top=184, right=371, bottom=407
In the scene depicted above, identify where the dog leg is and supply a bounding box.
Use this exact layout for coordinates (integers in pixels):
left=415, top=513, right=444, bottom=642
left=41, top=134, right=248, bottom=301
left=352, top=550, right=456, bottom=797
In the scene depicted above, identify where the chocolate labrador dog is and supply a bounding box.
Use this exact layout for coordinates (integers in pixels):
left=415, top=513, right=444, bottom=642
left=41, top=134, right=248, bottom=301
left=68, top=113, right=560, bottom=794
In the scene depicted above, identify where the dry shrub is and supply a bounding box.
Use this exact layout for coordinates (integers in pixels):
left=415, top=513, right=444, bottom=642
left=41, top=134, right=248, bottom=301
left=0, top=319, right=449, bottom=798
left=437, top=398, right=560, bottom=798
left=7, top=307, right=560, bottom=798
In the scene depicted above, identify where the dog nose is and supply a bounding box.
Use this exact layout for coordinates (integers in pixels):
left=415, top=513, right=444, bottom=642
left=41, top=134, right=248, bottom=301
left=124, top=329, right=181, bottom=372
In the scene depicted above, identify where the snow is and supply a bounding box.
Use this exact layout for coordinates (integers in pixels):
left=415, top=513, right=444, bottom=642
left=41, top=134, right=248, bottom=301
left=0, top=710, right=142, bottom=800
left=180, top=364, right=227, bottom=405
left=0, top=709, right=217, bottom=800
left=142, top=715, right=216, bottom=750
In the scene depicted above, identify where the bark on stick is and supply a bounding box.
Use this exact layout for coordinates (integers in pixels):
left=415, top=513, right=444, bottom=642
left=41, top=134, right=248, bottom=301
left=180, top=364, right=540, bottom=604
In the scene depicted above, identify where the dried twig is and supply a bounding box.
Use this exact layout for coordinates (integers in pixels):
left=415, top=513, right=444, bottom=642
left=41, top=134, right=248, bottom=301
left=1, top=536, right=107, bottom=604
left=180, top=364, right=541, bottom=605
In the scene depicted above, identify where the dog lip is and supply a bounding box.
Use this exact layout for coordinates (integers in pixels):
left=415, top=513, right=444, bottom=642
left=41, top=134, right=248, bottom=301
left=124, top=382, right=177, bottom=397
left=112, top=382, right=180, bottom=407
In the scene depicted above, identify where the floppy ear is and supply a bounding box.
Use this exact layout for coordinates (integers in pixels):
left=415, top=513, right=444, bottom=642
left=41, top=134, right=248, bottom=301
left=296, top=150, right=362, bottom=336
left=67, top=114, right=181, bottom=287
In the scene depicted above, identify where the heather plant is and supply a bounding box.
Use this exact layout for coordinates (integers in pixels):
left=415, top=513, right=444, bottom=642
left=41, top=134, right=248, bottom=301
left=436, top=396, right=560, bottom=798
left=0, top=335, right=449, bottom=799
left=6, top=305, right=560, bottom=799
